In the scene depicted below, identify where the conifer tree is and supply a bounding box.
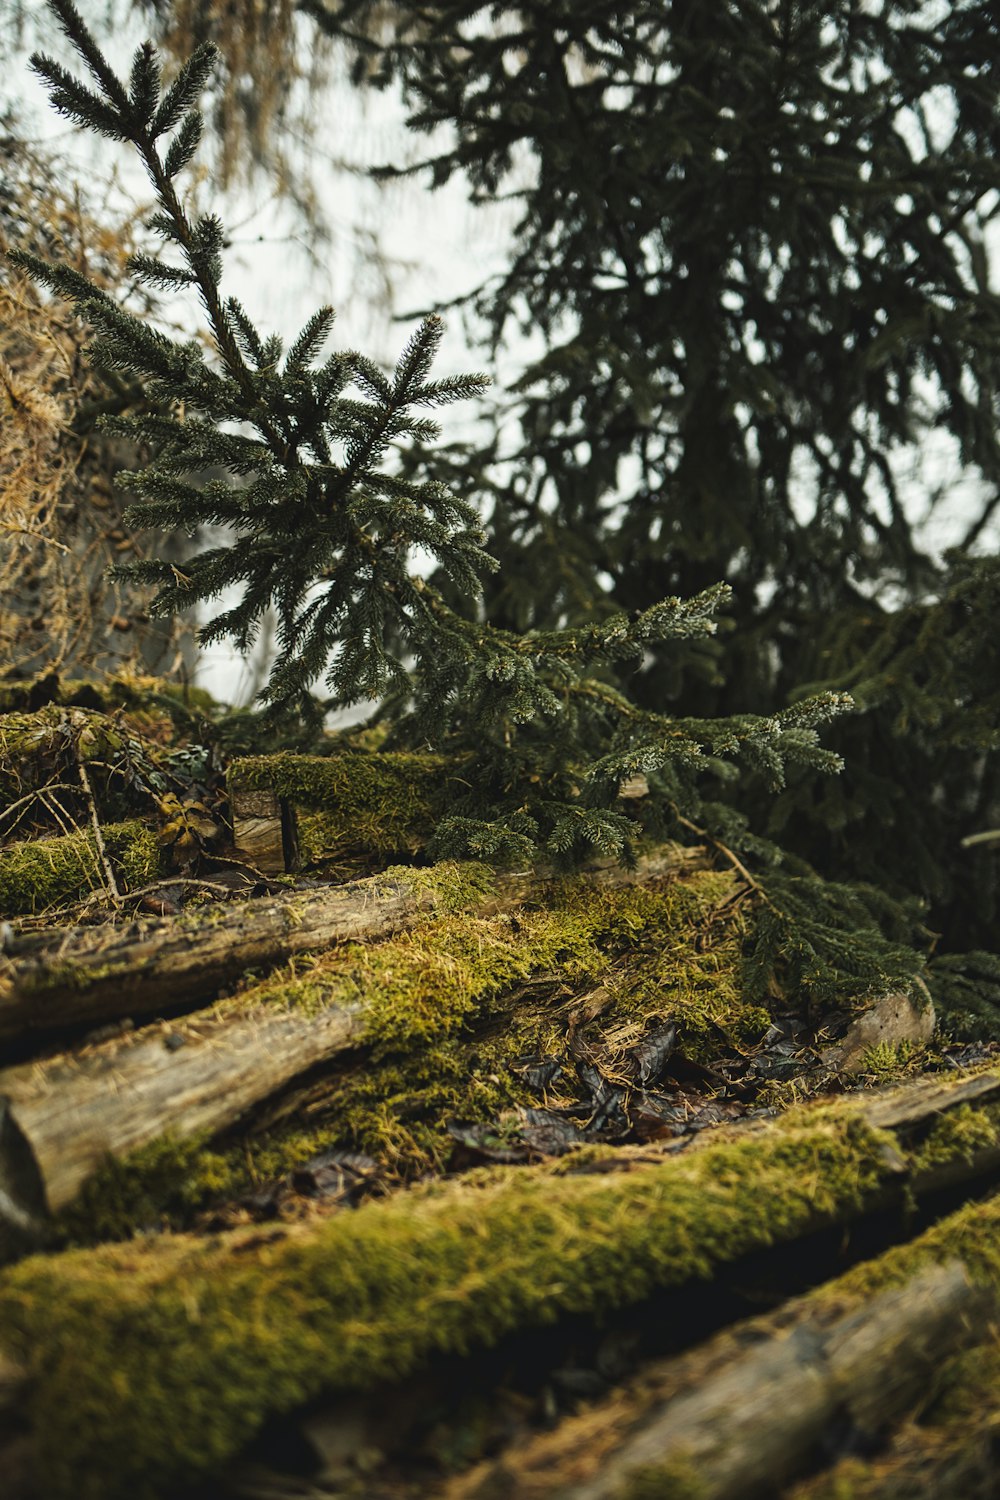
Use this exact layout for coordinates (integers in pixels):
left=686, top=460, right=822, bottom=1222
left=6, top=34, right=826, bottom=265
left=14, top=0, right=852, bottom=871
left=309, top=0, right=1000, bottom=957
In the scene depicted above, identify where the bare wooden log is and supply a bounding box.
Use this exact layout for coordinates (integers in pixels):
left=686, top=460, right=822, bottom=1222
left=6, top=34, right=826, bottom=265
left=0, top=1001, right=367, bottom=1223
left=229, top=784, right=286, bottom=874
left=0, top=845, right=705, bottom=1045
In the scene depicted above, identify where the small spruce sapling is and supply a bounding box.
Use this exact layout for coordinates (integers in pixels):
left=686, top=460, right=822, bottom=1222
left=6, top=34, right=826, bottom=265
left=16, top=0, right=852, bottom=867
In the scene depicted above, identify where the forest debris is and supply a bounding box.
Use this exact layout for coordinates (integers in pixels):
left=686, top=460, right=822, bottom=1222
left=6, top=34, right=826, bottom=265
left=230, top=783, right=284, bottom=873
left=0, top=1000, right=368, bottom=1236
left=0, top=851, right=725, bottom=1246
left=0, top=845, right=703, bottom=1044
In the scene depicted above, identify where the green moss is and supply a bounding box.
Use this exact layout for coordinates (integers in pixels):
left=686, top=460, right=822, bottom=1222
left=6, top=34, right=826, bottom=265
left=0, top=1113, right=896, bottom=1500
left=227, top=751, right=472, bottom=868
left=0, top=819, right=159, bottom=914
left=908, top=1103, right=1000, bottom=1176
left=622, top=1458, right=709, bottom=1500
left=858, top=1040, right=927, bottom=1084
left=380, top=858, right=498, bottom=914
left=0, top=671, right=219, bottom=719
left=0, top=705, right=126, bottom=802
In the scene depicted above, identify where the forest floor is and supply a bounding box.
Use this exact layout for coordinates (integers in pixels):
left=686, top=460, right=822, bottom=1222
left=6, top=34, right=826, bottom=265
left=1, top=673, right=999, bottom=1500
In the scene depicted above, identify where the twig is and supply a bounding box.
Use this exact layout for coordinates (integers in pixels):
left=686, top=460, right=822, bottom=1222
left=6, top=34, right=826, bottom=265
left=67, top=717, right=121, bottom=903
left=0, top=781, right=78, bottom=839
left=670, top=807, right=780, bottom=912
left=961, top=830, right=1000, bottom=849
left=123, top=877, right=240, bottom=902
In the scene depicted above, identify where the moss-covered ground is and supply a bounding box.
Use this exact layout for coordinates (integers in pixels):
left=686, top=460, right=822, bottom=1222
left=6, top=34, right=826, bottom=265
left=59, top=867, right=760, bottom=1237
left=4, top=691, right=999, bottom=1500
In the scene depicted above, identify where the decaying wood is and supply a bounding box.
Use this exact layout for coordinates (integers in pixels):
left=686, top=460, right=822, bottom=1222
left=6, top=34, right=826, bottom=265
left=0, top=845, right=704, bottom=1045
left=229, top=784, right=286, bottom=874
left=0, top=1001, right=367, bottom=1225
left=445, top=1262, right=991, bottom=1500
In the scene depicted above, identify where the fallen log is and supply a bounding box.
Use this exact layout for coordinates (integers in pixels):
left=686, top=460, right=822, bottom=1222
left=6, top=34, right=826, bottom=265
left=554, top=1264, right=985, bottom=1500
left=3, top=1076, right=1000, bottom=1499
left=0, top=1001, right=367, bottom=1229
left=783, top=1346, right=1000, bottom=1500
left=0, top=850, right=731, bottom=1248
left=0, top=845, right=705, bottom=1045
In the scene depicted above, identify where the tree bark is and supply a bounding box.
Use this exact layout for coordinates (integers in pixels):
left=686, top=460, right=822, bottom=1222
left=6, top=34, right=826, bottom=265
left=0, top=846, right=704, bottom=1046
left=0, top=1000, right=367, bottom=1225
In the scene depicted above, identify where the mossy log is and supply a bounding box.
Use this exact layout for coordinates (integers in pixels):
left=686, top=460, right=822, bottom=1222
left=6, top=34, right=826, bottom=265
left=228, top=751, right=467, bottom=874
left=0, top=819, right=159, bottom=915
left=444, top=1199, right=1000, bottom=1500
left=0, top=847, right=725, bottom=1250
left=3, top=1084, right=1000, bottom=1499
left=0, top=846, right=702, bottom=1045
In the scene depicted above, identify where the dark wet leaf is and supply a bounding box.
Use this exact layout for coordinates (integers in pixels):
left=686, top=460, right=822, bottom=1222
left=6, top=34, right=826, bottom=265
left=576, top=1061, right=629, bottom=1134
left=628, top=1090, right=746, bottom=1141
left=627, top=1091, right=693, bottom=1138
left=627, top=1021, right=678, bottom=1086
left=685, top=1099, right=745, bottom=1131
left=447, top=1121, right=529, bottom=1165
left=518, top=1107, right=585, bottom=1156
left=512, top=1054, right=564, bottom=1095
left=290, top=1149, right=380, bottom=1202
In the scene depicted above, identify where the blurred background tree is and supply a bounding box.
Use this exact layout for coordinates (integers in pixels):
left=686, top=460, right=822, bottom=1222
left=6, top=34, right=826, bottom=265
left=294, top=0, right=1000, bottom=963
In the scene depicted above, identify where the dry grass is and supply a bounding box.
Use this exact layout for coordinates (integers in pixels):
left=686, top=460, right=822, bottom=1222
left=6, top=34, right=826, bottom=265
left=0, top=128, right=189, bottom=684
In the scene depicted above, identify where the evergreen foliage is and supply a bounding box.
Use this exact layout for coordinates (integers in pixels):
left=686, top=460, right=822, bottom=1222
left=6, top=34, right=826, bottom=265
left=13, top=0, right=852, bottom=870
left=310, top=0, right=1000, bottom=954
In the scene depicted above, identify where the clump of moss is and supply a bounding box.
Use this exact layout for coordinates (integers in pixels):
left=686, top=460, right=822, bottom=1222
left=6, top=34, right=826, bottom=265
left=0, top=704, right=123, bottom=802
left=0, top=671, right=219, bottom=720
left=0, top=819, right=159, bottom=914
left=0, top=1112, right=898, bottom=1500
left=622, top=1458, right=709, bottom=1500
left=858, top=1039, right=928, bottom=1085
left=228, top=751, right=472, bottom=870
left=908, top=1102, right=1000, bottom=1176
